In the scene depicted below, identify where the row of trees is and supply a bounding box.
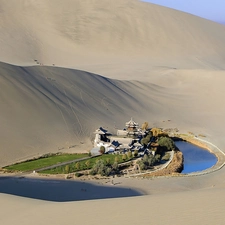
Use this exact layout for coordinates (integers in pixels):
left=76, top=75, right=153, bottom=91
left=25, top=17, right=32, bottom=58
left=90, top=149, right=141, bottom=176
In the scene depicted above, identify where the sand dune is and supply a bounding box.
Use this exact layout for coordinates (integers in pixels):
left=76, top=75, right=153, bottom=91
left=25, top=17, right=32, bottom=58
left=1, top=175, right=225, bottom=225
left=0, top=61, right=183, bottom=166
left=1, top=0, right=225, bottom=72
left=1, top=0, right=225, bottom=224
left=1, top=62, right=225, bottom=166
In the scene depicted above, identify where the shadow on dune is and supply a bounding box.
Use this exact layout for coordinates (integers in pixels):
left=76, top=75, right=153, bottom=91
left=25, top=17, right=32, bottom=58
left=0, top=176, right=142, bottom=202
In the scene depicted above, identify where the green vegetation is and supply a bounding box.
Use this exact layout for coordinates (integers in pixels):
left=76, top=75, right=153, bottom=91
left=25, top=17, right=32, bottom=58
left=161, top=152, right=171, bottom=161
left=158, top=136, right=175, bottom=151
left=89, top=159, right=119, bottom=176
left=4, top=153, right=88, bottom=172
left=122, top=154, right=127, bottom=161
left=41, top=154, right=128, bottom=174
left=133, top=150, right=138, bottom=157
left=137, top=154, right=157, bottom=171
left=126, top=151, right=133, bottom=159
left=3, top=127, right=176, bottom=176
left=141, top=131, right=153, bottom=146
left=75, top=172, right=83, bottom=177
left=85, top=160, right=91, bottom=168
left=154, top=154, right=161, bottom=163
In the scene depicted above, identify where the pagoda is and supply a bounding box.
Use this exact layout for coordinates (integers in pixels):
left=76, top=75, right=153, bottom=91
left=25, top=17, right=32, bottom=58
left=125, top=118, right=139, bottom=135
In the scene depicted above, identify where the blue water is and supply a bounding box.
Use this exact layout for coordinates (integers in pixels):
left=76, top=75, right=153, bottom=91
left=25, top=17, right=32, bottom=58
left=175, top=141, right=217, bottom=174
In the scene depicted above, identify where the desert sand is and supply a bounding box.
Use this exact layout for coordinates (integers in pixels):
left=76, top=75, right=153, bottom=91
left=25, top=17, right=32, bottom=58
left=1, top=0, right=225, bottom=224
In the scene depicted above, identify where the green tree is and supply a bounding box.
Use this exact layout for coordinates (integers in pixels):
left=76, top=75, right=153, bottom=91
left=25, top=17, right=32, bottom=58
left=75, top=162, right=80, bottom=170
left=89, top=158, right=120, bottom=177
left=85, top=160, right=91, bottom=168
left=127, top=151, right=132, bottom=159
left=146, top=131, right=153, bottom=140
left=137, top=154, right=157, bottom=171
left=141, top=131, right=153, bottom=147
left=90, top=159, right=105, bottom=175
left=158, top=136, right=175, bottom=151
left=141, top=137, right=149, bottom=146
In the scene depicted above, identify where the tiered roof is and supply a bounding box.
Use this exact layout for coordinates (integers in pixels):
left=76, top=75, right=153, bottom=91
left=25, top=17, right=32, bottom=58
left=125, top=118, right=139, bottom=128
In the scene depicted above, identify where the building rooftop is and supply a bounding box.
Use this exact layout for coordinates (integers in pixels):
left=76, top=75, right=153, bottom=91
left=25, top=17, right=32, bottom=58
left=94, top=127, right=109, bottom=135
left=126, top=118, right=139, bottom=128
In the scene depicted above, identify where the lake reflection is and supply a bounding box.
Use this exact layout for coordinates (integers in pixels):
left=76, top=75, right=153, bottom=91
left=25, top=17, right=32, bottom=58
left=175, top=141, right=217, bottom=174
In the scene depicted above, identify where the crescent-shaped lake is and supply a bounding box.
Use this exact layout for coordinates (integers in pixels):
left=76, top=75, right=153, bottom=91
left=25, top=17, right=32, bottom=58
left=175, top=141, right=218, bottom=174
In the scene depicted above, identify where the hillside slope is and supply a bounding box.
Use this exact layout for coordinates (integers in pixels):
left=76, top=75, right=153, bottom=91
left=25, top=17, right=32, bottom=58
left=0, top=62, right=174, bottom=166
left=1, top=61, right=225, bottom=166
left=0, top=0, right=225, bottom=73
left=1, top=0, right=225, bottom=165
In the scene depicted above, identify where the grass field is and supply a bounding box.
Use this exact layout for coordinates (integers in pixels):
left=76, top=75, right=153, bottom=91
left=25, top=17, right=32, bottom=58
left=4, top=153, right=89, bottom=172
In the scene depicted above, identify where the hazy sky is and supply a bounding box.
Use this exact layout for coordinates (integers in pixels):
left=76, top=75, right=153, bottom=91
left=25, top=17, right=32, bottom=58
left=143, top=0, right=225, bottom=23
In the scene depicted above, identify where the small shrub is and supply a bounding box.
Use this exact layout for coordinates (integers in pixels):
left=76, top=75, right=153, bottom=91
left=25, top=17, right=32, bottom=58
left=89, top=170, right=97, bottom=175
left=85, top=160, right=91, bottom=168
left=127, top=151, right=132, bottom=159
left=146, top=133, right=153, bottom=140
left=65, top=165, right=69, bottom=174
left=122, top=154, right=127, bottom=161
left=75, top=172, right=83, bottom=177
left=141, top=137, right=149, bottom=146
left=154, top=154, right=161, bottom=163
left=99, top=146, right=106, bottom=154
left=114, top=156, right=119, bottom=163
left=104, top=167, right=112, bottom=176
left=75, top=162, right=80, bottom=170
left=138, top=161, right=147, bottom=170
left=112, top=162, right=118, bottom=170
left=133, top=150, right=138, bottom=157
left=162, top=153, right=170, bottom=161
left=105, top=158, right=111, bottom=166
left=143, top=154, right=148, bottom=162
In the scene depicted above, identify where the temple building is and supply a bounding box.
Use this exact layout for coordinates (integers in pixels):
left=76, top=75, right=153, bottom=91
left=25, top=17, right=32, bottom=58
left=125, top=118, right=139, bottom=135
left=94, top=127, right=110, bottom=147
left=92, top=119, right=141, bottom=156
